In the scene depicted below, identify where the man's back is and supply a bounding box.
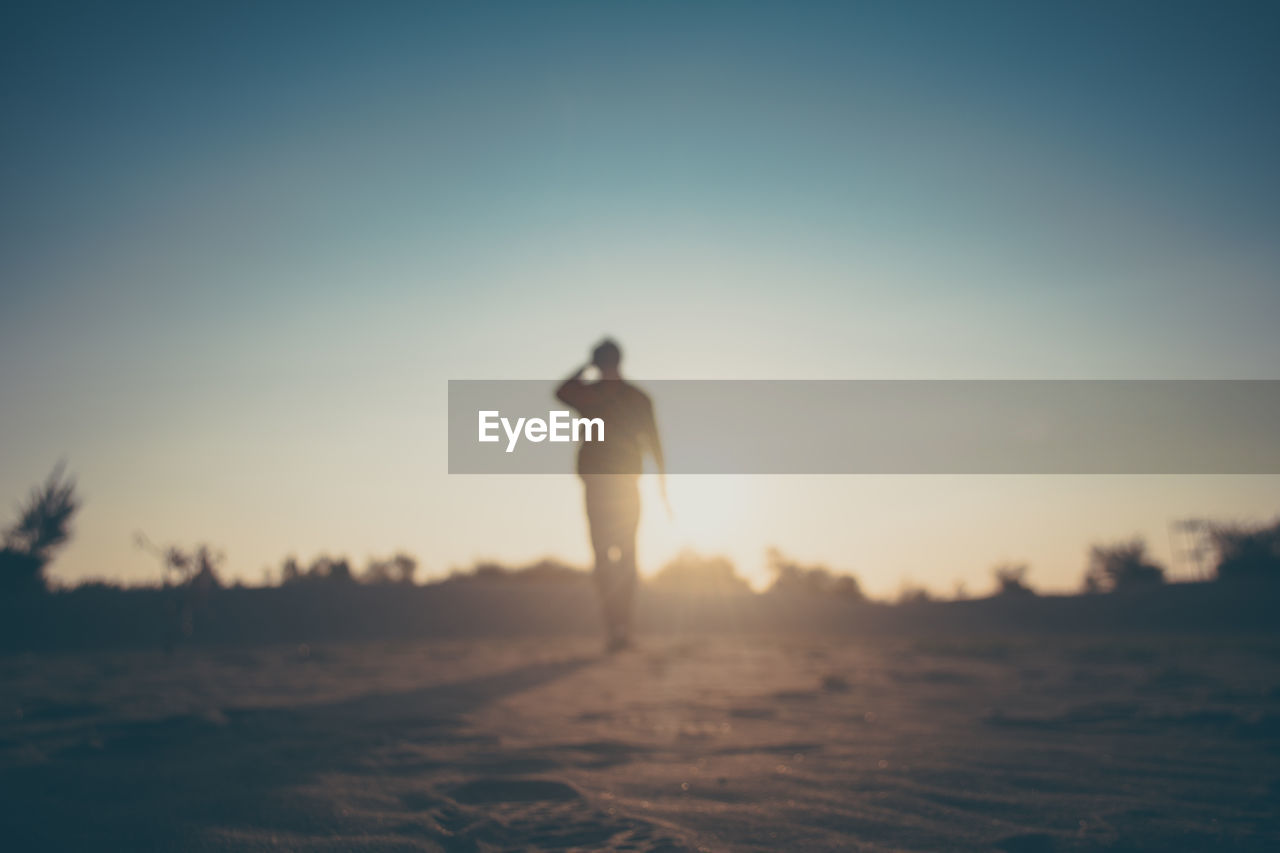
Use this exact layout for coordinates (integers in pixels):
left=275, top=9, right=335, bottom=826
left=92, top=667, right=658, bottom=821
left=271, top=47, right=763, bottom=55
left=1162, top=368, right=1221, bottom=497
left=558, top=379, right=656, bottom=476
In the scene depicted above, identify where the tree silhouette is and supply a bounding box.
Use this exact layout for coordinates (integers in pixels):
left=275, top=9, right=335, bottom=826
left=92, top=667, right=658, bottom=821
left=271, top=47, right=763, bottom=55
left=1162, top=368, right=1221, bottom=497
left=1083, top=539, right=1164, bottom=593
left=1, top=463, right=80, bottom=595
left=993, top=563, right=1035, bottom=597
left=1211, top=520, right=1280, bottom=583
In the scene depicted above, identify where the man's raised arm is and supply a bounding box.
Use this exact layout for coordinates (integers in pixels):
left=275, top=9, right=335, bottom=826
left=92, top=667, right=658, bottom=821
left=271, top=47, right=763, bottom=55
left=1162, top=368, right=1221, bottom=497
left=556, top=364, right=590, bottom=410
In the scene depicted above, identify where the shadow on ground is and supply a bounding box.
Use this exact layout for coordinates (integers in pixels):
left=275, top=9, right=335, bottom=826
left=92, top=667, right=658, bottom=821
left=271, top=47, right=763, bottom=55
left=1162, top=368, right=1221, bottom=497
left=0, top=655, right=692, bottom=851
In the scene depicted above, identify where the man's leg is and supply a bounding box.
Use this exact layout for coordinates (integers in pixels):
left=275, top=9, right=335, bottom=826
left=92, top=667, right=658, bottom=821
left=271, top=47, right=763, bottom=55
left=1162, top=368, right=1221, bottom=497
left=612, top=484, right=640, bottom=645
left=584, top=476, right=640, bottom=650
left=597, top=479, right=639, bottom=649
left=584, top=478, right=621, bottom=646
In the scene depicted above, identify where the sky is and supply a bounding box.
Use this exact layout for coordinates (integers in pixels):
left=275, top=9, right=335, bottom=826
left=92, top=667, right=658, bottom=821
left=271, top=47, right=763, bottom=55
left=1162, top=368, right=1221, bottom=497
left=2, top=1, right=1278, bottom=595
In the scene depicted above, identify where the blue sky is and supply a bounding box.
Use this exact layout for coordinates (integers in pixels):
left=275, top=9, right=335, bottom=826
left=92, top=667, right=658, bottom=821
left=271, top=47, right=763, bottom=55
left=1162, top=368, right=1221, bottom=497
left=2, top=1, right=1278, bottom=592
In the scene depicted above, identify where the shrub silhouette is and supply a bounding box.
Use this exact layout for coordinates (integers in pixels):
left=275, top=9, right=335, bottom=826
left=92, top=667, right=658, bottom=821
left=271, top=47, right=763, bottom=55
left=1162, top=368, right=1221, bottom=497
left=448, top=558, right=586, bottom=584
left=134, top=536, right=224, bottom=643
left=1083, top=539, right=1164, bottom=592
left=280, top=555, right=356, bottom=585
left=766, top=548, right=863, bottom=600
left=1, top=463, right=80, bottom=595
left=649, top=549, right=751, bottom=595
left=176, top=545, right=223, bottom=591
left=993, top=563, right=1035, bottom=597
left=136, top=535, right=225, bottom=591
left=362, top=552, right=418, bottom=585
left=1211, top=519, right=1280, bottom=583
left=508, top=558, right=584, bottom=583
left=897, top=583, right=933, bottom=604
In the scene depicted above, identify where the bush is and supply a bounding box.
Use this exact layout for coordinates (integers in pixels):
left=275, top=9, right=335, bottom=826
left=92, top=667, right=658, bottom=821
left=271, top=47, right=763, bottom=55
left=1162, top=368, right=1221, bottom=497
left=992, top=563, right=1035, bottom=597
left=449, top=558, right=586, bottom=584
left=649, top=550, right=751, bottom=595
left=362, top=552, right=418, bottom=585
left=897, top=583, right=933, bottom=605
left=1084, top=539, right=1164, bottom=593
left=1211, top=520, right=1280, bottom=583
left=280, top=555, right=355, bottom=586
left=510, top=558, right=585, bottom=583
left=766, top=548, right=864, bottom=600
left=135, top=534, right=224, bottom=590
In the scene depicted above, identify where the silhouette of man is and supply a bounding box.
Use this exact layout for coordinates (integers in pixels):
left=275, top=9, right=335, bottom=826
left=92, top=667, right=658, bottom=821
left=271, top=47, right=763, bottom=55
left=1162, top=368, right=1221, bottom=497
left=556, top=339, right=665, bottom=653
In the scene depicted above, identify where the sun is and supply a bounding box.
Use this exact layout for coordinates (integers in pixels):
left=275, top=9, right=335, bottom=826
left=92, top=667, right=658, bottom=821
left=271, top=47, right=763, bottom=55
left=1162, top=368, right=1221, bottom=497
left=638, top=475, right=754, bottom=576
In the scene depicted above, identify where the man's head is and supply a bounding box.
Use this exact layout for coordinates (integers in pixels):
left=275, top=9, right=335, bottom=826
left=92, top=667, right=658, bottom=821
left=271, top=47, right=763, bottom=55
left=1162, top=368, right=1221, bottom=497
left=592, top=338, right=622, bottom=375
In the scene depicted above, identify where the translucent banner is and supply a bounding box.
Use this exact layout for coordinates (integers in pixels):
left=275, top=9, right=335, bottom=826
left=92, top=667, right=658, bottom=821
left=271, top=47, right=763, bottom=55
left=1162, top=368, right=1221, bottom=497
left=448, top=380, right=1280, bottom=474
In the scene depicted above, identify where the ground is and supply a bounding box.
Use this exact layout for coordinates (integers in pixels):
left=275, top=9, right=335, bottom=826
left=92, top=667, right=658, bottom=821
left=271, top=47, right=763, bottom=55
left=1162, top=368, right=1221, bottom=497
left=2, top=634, right=1279, bottom=851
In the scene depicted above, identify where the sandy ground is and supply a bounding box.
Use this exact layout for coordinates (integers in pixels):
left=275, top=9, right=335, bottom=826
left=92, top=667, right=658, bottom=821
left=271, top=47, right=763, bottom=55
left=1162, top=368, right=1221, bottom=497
left=2, top=634, right=1278, bottom=851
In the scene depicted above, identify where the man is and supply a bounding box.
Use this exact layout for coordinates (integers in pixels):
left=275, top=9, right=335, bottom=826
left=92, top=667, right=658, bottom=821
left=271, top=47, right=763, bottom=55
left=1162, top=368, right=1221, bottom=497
left=556, top=339, right=665, bottom=652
